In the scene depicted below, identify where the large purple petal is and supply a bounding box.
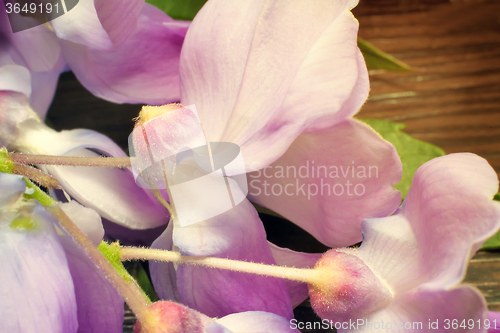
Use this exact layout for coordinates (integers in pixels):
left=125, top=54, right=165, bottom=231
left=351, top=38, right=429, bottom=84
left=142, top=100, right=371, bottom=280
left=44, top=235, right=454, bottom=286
left=0, top=201, right=78, bottom=332
left=180, top=0, right=363, bottom=169
left=358, top=154, right=500, bottom=292
left=172, top=197, right=293, bottom=319
left=60, top=236, right=124, bottom=333
left=248, top=119, right=402, bottom=247
left=59, top=4, right=188, bottom=104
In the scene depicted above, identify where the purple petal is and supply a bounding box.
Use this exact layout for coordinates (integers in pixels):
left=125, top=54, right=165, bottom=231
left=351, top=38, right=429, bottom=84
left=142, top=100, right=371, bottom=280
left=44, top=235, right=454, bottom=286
left=0, top=65, right=32, bottom=97
left=172, top=198, right=293, bottom=319
left=60, top=236, right=124, bottom=333
left=57, top=201, right=104, bottom=246
left=51, top=0, right=144, bottom=50
left=150, top=221, right=180, bottom=302
left=248, top=119, right=402, bottom=247
left=358, top=154, right=500, bottom=292
left=340, top=286, right=486, bottom=333
left=215, top=311, right=300, bottom=333
left=0, top=204, right=78, bottom=332
left=180, top=0, right=363, bottom=169
left=269, top=242, right=321, bottom=308
left=0, top=11, right=65, bottom=117
left=10, top=116, right=169, bottom=229
left=30, top=68, right=63, bottom=119
left=0, top=92, right=40, bottom=150
left=0, top=173, right=25, bottom=207
left=488, top=312, right=500, bottom=333
left=44, top=149, right=168, bottom=229
left=50, top=0, right=113, bottom=50
left=0, top=95, right=167, bottom=229
left=4, top=18, right=62, bottom=72
left=59, top=4, right=188, bottom=104
left=93, top=0, right=144, bottom=48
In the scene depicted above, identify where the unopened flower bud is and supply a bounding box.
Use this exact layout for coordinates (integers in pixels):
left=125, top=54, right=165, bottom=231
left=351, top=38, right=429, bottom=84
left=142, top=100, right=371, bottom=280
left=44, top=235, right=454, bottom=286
left=309, top=249, right=393, bottom=322
left=129, top=104, right=207, bottom=190
left=134, top=301, right=210, bottom=333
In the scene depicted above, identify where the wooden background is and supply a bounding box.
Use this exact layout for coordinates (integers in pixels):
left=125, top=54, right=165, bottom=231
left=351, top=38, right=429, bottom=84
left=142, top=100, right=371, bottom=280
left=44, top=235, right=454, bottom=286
left=45, top=0, right=500, bottom=331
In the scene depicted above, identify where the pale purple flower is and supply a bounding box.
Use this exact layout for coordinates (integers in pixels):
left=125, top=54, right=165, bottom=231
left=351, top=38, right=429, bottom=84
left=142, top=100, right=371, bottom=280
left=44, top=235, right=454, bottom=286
left=0, top=172, right=123, bottom=333
left=306, top=153, right=500, bottom=332
left=0, top=91, right=169, bottom=231
left=0, top=0, right=190, bottom=232
left=0, top=0, right=188, bottom=118
left=149, top=0, right=402, bottom=320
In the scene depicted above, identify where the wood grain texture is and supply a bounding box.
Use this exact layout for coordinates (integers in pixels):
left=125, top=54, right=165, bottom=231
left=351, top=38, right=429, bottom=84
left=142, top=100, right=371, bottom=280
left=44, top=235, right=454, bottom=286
left=354, top=0, right=500, bottom=178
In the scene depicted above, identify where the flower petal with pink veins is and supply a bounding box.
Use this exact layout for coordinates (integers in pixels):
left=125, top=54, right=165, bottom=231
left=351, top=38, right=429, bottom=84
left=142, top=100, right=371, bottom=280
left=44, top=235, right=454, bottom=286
left=248, top=119, right=402, bottom=247
left=180, top=0, right=364, bottom=169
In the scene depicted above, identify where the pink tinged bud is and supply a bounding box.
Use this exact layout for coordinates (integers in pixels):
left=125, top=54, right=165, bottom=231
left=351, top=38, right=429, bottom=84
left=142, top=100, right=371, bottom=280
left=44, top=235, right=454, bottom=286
left=129, top=103, right=208, bottom=190
left=309, top=249, right=393, bottom=322
left=134, top=301, right=209, bottom=333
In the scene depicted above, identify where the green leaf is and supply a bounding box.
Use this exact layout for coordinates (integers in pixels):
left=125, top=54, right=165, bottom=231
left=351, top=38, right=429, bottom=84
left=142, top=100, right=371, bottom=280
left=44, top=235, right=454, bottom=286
left=358, top=38, right=412, bottom=72
left=481, top=231, right=500, bottom=251
left=480, top=193, right=500, bottom=250
left=360, top=118, right=445, bottom=198
left=126, top=261, right=159, bottom=302
left=146, top=0, right=207, bottom=20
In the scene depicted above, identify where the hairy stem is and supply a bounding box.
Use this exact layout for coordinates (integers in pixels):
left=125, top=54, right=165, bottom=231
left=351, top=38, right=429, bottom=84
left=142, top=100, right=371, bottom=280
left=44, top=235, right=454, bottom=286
left=120, top=247, right=323, bottom=285
left=10, top=153, right=132, bottom=168
left=12, top=163, right=60, bottom=189
left=46, top=206, right=152, bottom=323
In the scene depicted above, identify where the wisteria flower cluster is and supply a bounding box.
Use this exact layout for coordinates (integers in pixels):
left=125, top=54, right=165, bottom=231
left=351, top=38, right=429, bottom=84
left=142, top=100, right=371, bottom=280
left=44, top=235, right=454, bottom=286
left=1, top=0, right=499, bottom=332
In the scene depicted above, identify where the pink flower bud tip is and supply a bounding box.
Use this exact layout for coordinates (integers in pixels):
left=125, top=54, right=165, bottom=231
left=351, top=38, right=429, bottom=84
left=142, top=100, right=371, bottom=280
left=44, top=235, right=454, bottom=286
left=134, top=301, right=207, bottom=333
left=309, top=249, right=393, bottom=322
